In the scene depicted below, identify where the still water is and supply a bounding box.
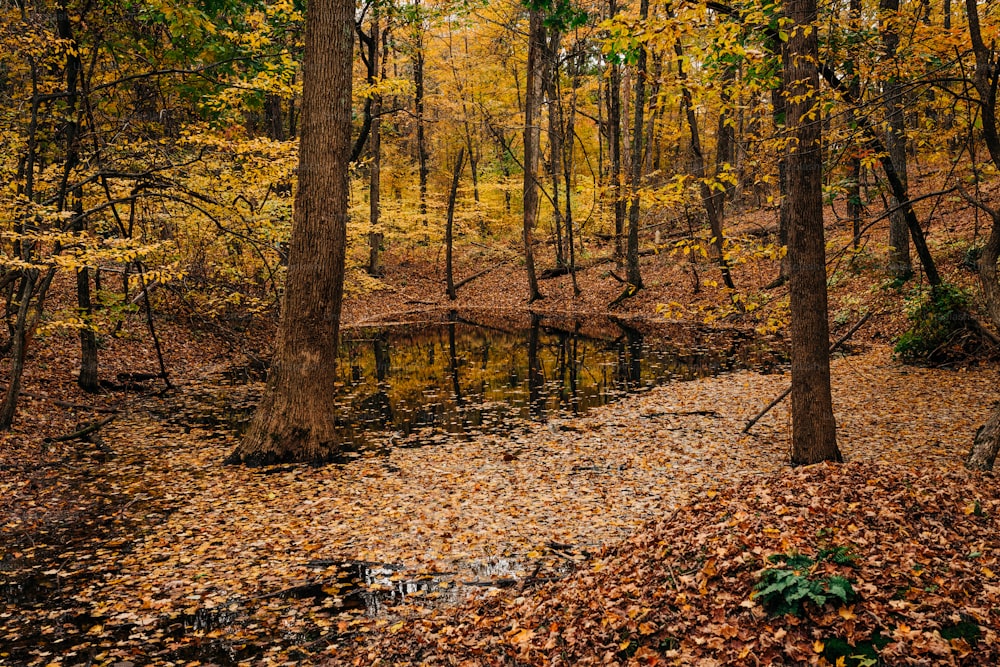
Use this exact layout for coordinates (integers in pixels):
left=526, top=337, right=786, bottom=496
left=302, top=312, right=769, bottom=448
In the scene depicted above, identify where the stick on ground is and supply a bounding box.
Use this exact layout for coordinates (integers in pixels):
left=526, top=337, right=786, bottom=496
left=743, top=311, right=873, bottom=433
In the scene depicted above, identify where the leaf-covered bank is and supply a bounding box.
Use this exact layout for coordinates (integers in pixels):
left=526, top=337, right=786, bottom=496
left=337, top=461, right=1000, bottom=666
left=2, top=345, right=997, bottom=665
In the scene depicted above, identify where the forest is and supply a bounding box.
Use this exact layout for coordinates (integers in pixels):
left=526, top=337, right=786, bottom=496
left=3, top=0, right=1000, bottom=664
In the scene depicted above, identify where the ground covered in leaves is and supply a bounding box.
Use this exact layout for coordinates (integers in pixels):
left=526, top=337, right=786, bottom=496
left=2, top=342, right=998, bottom=665
left=3, top=184, right=1000, bottom=665
left=340, top=461, right=1000, bottom=666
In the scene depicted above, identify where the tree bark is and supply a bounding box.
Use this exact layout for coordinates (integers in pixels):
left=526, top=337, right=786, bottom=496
left=546, top=30, right=566, bottom=268
left=414, top=1, right=429, bottom=219
left=77, top=266, right=99, bottom=392
left=880, top=0, right=912, bottom=280
left=675, top=35, right=735, bottom=289
left=367, top=14, right=383, bottom=277
left=227, top=0, right=353, bottom=465
left=770, top=83, right=791, bottom=287
left=967, top=404, right=1000, bottom=471
left=522, top=10, right=545, bottom=302
left=446, top=148, right=465, bottom=300
left=784, top=0, right=841, bottom=464
left=847, top=0, right=863, bottom=251
left=607, top=0, right=625, bottom=268
left=625, top=0, right=649, bottom=290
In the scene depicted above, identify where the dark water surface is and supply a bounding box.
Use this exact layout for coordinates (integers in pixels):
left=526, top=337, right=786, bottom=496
left=233, top=312, right=778, bottom=449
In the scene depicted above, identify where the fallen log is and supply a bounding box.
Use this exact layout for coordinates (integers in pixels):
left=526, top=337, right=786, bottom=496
left=46, top=414, right=117, bottom=444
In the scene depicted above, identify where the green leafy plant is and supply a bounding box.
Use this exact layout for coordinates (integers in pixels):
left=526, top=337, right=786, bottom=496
left=894, top=283, right=971, bottom=362
left=753, top=550, right=859, bottom=617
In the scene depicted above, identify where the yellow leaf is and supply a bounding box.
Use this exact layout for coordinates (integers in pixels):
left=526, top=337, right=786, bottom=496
left=619, top=639, right=632, bottom=651
left=838, top=606, right=857, bottom=621
left=813, top=639, right=824, bottom=653
left=510, top=628, right=534, bottom=645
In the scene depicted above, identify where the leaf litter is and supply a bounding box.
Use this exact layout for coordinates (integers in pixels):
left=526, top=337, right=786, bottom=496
left=1, top=344, right=998, bottom=665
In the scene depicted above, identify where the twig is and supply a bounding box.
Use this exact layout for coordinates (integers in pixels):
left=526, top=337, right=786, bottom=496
left=743, top=311, right=873, bottom=433
left=46, top=414, right=117, bottom=443
left=453, top=264, right=499, bottom=291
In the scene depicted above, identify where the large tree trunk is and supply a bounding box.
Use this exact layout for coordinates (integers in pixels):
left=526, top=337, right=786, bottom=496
left=522, top=10, right=545, bottom=303
left=784, top=0, right=841, bottom=464
left=963, top=0, right=1000, bottom=472
left=226, top=0, right=353, bottom=466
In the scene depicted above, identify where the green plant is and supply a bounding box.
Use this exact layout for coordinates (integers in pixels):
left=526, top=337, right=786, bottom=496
left=821, top=631, right=890, bottom=667
left=753, top=551, right=859, bottom=617
left=894, top=283, right=971, bottom=362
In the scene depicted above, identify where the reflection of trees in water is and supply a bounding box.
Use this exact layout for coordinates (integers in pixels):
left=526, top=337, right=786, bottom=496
left=528, top=313, right=545, bottom=419
left=336, top=316, right=734, bottom=442
left=614, top=322, right=644, bottom=391
left=357, top=332, right=393, bottom=428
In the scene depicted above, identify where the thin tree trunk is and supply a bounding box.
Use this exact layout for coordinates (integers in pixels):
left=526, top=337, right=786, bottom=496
left=522, top=10, right=545, bottom=302
left=446, top=148, right=465, bottom=300
left=368, top=15, right=383, bottom=277
left=784, top=0, right=841, bottom=464
left=564, top=49, right=581, bottom=296
left=546, top=31, right=566, bottom=268
left=607, top=0, right=625, bottom=268
left=77, top=267, right=99, bottom=391
left=881, top=0, right=912, bottom=280
left=847, top=0, right=863, bottom=251
left=716, top=66, right=737, bottom=203
left=414, top=2, right=429, bottom=219
left=0, top=273, right=36, bottom=429
left=228, top=0, right=354, bottom=465
left=675, top=35, right=735, bottom=289
left=136, top=262, right=170, bottom=390
left=625, top=0, right=649, bottom=290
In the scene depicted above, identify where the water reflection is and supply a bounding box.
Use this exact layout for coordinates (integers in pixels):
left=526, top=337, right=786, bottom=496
left=326, top=313, right=752, bottom=447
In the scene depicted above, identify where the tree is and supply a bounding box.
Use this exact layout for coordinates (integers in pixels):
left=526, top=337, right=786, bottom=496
left=623, top=0, right=648, bottom=292
left=522, top=9, right=545, bottom=303
left=784, top=0, right=841, bottom=464
left=226, top=0, right=354, bottom=466
left=963, top=0, right=1000, bottom=471
left=880, top=0, right=911, bottom=281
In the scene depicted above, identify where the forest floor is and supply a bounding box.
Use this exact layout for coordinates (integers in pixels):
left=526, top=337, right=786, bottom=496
left=3, top=180, right=1000, bottom=665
